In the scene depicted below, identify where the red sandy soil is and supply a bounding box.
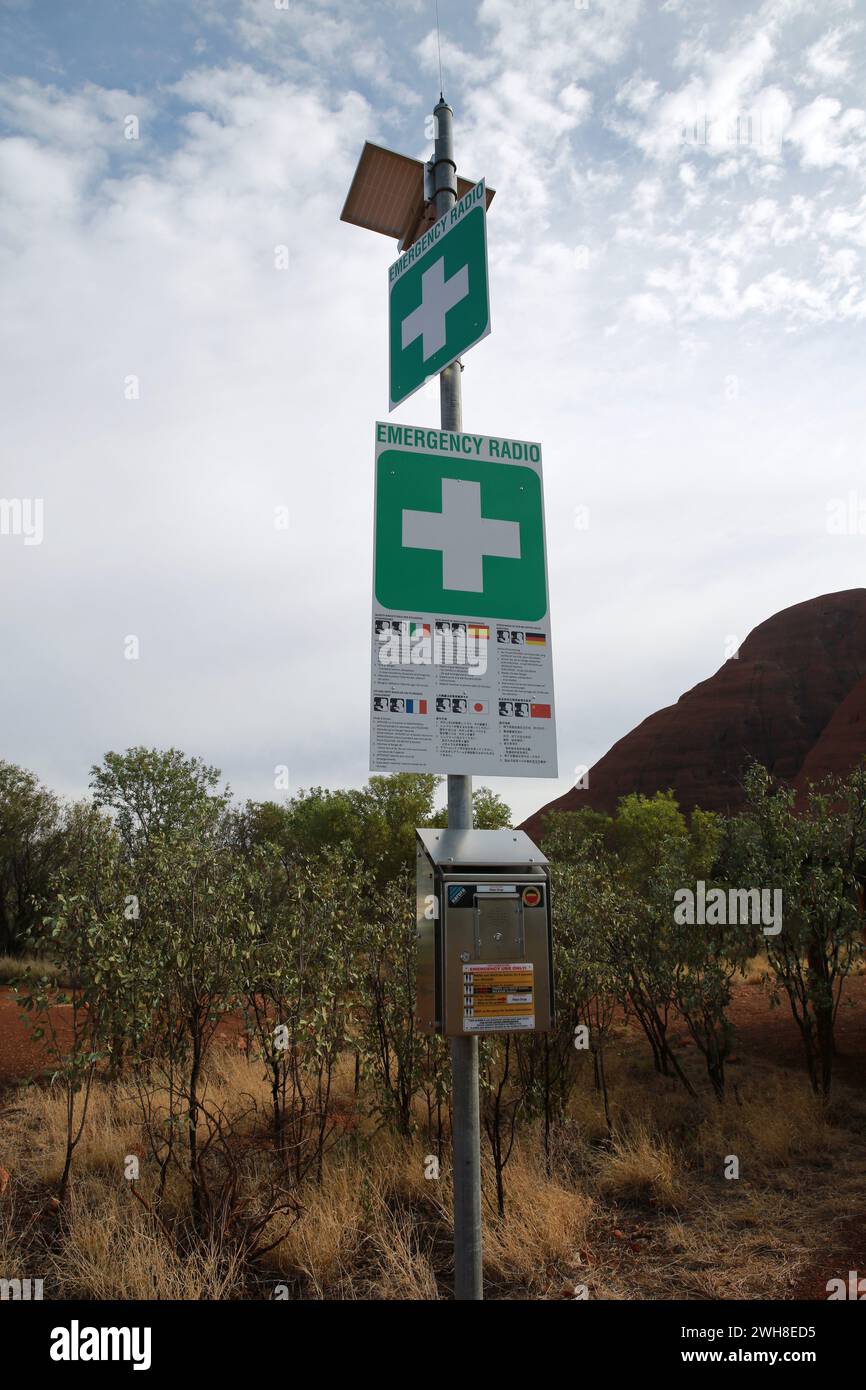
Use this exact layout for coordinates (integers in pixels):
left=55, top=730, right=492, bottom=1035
left=0, top=986, right=75, bottom=1085
left=0, top=988, right=249, bottom=1087
left=668, top=974, right=866, bottom=1087
left=1, top=976, right=863, bottom=1090
left=788, top=1211, right=866, bottom=1301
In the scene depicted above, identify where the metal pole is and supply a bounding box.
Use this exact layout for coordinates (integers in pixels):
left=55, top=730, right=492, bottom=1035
left=433, top=95, right=483, bottom=1302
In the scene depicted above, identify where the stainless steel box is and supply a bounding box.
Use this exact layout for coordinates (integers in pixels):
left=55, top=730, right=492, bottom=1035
left=415, top=827, right=554, bottom=1036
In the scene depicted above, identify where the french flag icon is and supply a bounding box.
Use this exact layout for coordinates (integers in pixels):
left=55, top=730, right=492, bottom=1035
left=406, top=699, right=428, bottom=714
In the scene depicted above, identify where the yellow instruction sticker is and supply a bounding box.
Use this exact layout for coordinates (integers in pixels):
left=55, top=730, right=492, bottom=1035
left=463, top=962, right=534, bottom=1033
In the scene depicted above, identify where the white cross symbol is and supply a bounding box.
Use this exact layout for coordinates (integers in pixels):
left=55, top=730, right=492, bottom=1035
left=401, top=257, right=470, bottom=361
left=401, top=478, right=521, bottom=592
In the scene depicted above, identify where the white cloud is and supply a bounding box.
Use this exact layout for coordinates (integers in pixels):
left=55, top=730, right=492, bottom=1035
left=625, top=291, right=672, bottom=324
left=3, top=0, right=866, bottom=825
left=786, top=96, right=866, bottom=170
left=825, top=194, right=866, bottom=245
left=616, top=72, right=659, bottom=114
left=819, top=244, right=859, bottom=282
left=802, top=25, right=855, bottom=84
left=0, top=76, right=154, bottom=150
left=634, top=177, right=663, bottom=213
left=623, top=32, right=779, bottom=162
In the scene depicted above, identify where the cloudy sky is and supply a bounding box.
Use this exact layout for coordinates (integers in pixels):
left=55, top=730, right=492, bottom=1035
left=2, top=0, right=865, bottom=824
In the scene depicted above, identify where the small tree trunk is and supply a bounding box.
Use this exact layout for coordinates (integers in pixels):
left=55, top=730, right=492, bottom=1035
left=188, top=1021, right=203, bottom=1225
left=596, top=1044, right=613, bottom=1138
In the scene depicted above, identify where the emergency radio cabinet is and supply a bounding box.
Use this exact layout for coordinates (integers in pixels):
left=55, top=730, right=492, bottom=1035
left=415, top=827, right=554, bottom=1037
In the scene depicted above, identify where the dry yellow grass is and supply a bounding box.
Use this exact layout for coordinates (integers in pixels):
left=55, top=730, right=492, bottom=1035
left=0, top=955, right=65, bottom=986
left=594, top=1123, right=684, bottom=1207
left=361, top=1186, right=440, bottom=1300
left=0, top=1079, right=128, bottom=1186
left=263, top=1161, right=367, bottom=1296
left=0, top=1190, right=29, bottom=1277
left=52, top=1179, right=246, bottom=1300
left=481, top=1143, right=593, bottom=1293
left=739, top=953, right=771, bottom=986
left=261, top=1128, right=448, bottom=1299
left=1, top=1037, right=864, bottom=1301
left=693, top=1071, right=835, bottom=1174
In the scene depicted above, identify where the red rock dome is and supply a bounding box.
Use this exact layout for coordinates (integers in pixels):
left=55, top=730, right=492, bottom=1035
left=522, top=589, right=866, bottom=839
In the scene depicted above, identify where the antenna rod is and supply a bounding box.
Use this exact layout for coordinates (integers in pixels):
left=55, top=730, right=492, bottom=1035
left=435, top=0, right=444, bottom=98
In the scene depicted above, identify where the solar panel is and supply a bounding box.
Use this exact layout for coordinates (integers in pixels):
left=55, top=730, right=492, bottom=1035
left=340, top=141, right=494, bottom=250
